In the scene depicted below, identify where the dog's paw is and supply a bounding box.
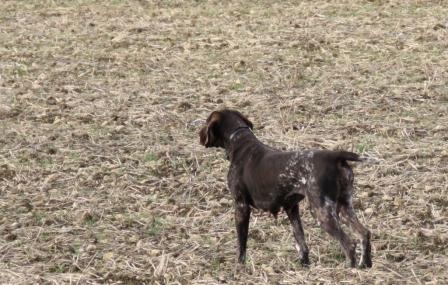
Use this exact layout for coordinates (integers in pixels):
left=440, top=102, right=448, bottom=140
left=298, top=254, right=310, bottom=266
left=237, top=254, right=246, bottom=264
left=358, top=259, right=372, bottom=269
left=345, top=258, right=356, bottom=268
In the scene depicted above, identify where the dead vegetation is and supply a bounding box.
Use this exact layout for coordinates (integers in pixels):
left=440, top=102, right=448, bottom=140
left=0, top=0, right=447, bottom=284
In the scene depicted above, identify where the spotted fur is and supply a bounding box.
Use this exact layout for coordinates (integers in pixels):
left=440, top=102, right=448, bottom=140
left=199, top=109, right=372, bottom=268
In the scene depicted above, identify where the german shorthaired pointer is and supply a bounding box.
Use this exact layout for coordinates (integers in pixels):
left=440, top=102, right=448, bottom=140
left=199, top=109, right=372, bottom=268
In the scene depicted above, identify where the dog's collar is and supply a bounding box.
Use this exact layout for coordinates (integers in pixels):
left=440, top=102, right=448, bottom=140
left=229, top=126, right=252, bottom=141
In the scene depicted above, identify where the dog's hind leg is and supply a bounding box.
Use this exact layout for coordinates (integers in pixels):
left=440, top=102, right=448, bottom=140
left=285, top=204, right=309, bottom=265
left=338, top=198, right=372, bottom=268
left=337, top=163, right=372, bottom=268
left=314, top=197, right=356, bottom=267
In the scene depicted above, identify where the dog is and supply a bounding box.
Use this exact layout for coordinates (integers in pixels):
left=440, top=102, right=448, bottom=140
left=199, top=109, right=372, bottom=268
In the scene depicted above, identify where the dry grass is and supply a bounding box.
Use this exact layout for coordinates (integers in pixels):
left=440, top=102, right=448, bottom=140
left=1, top=0, right=447, bottom=284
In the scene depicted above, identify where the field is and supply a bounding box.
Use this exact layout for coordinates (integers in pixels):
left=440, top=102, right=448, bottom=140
left=1, top=0, right=447, bottom=284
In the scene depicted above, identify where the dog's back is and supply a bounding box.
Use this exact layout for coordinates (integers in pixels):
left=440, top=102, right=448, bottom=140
left=239, top=149, right=359, bottom=207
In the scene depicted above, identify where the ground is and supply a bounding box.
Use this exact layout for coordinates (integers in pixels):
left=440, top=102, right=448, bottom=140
left=0, top=0, right=447, bottom=284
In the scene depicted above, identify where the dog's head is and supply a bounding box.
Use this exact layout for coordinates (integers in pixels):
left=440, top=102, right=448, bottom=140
left=199, top=109, right=253, bottom=148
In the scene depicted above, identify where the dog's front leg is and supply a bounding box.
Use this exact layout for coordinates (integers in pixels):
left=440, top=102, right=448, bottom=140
left=235, top=200, right=251, bottom=264
left=285, top=204, right=310, bottom=265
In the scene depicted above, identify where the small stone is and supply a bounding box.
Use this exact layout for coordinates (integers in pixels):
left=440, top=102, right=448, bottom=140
left=103, top=252, right=115, bottom=261
left=364, top=208, right=374, bottom=215
left=383, top=194, right=393, bottom=201
left=10, top=222, right=21, bottom=229
left=46, top=96, right=57, bottom=105
left=86, top=244, right=97, bottom=252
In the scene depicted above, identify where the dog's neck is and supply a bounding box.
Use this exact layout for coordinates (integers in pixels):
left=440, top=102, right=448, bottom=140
left=225, top=127, right=258, bottom=161
left=229, top=126, right=252, bottom=141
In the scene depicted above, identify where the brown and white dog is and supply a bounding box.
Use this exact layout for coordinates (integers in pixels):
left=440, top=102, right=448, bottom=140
left=199, top=109, right=372, bottom=268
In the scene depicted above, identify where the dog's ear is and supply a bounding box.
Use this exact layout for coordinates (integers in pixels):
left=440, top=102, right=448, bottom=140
left=234, top=111, right=253, bottom=130
left=199, top=111, right=221, bottom=147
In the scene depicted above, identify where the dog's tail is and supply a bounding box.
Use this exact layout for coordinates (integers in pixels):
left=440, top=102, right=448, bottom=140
left=327, top=151, right=362, bottom=162
left=330, top=151, right=360, bottom=186
left=332, top=151, right=381, bottom=164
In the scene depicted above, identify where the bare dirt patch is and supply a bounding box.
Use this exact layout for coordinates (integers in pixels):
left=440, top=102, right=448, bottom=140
left=1, top=0, right=447, bottom=284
